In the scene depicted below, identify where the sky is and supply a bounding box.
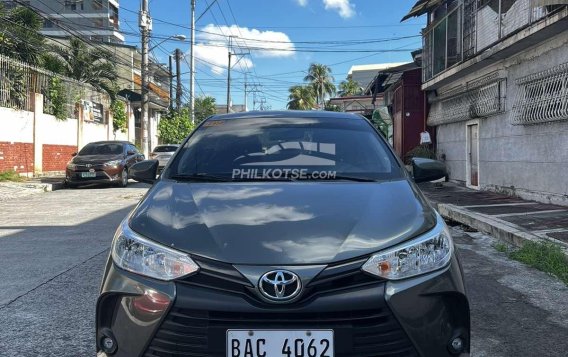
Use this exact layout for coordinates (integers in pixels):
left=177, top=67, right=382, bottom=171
left=119, top=0, right=425, bottom=110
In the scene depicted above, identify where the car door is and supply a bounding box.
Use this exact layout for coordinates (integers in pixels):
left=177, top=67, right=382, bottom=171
left=131, top=145, right=144, bottom=163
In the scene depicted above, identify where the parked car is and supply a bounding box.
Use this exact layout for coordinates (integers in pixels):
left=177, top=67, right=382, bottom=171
left=96, top=111, right=469, bottom=357
left=65, top=141, right=144, bottom=188
left=149, top=144, right=180, bottom=169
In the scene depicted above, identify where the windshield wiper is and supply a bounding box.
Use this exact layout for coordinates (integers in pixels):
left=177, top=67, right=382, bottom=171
left=324, top=175, right=378, bottom=182
left=170, top=173, right=232, bottom=182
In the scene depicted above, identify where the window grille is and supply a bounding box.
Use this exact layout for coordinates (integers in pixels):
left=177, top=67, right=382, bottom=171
left=428, top=73, right=505, bottom=126
left=511, top=62, right=568, bottom=125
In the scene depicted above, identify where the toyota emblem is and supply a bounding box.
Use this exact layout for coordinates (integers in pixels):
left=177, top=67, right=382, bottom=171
left=258, top=270, right=302, bottom=302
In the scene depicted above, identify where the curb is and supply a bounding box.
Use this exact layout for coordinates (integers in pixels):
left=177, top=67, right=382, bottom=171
left=11, top=181, right=65, bottom=192
left=431, top=202, right=568, bottom=256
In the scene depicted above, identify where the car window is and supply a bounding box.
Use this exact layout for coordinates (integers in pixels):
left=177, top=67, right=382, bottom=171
left=128, top=145, right=138, bottom=153
left=167, top=117, right=403, bottom=181
left=78, top=143, right=124, bottom=156
left=153, top=145, right=179, bottom=153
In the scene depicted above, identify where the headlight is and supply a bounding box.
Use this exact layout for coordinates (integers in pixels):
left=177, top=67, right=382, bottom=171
left=67, top=163, right=76, bottom=170
left=111, top=220, right=199, bottom=281
left=104, top=160, right=122, bottom=167
left=362, top=215, right=453, bottom=280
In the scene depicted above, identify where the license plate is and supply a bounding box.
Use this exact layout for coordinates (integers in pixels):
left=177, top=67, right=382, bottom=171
left=227, top=330, right=334, bottom=357
left=81, top=172, right=96, bottom=178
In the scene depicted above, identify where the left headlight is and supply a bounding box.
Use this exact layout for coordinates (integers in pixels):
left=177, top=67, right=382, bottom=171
left=111, top=220, right=200, bottom=281
left=104, top=160, right=122, bottom=167
left=362, top=215, right=453, bottom=280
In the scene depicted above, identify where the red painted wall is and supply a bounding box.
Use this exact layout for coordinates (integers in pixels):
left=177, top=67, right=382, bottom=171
left=42, top=144, right=77, bottom=172
left=0, top=142, right=34, bottom=173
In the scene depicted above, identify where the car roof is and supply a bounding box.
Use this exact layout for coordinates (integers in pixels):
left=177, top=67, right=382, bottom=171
left=206, top=110, right=364, bottom=121
left=87, top=141, right=132, bottom=145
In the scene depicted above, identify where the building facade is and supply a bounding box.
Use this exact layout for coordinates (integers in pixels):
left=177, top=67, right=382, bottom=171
left=403, top=0, right=568, bottom=205
left=2, top=0, right=124, bottom=43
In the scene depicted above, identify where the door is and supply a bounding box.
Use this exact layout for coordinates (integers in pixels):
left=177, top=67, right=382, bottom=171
left=467, top=123, right=479, bottom=188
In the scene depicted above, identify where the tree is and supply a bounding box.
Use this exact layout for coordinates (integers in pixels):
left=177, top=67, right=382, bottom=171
left=158, top=108, right=195, bottom=144
left=111, top=100, right=128, bottom=134
left=338, top=78, right=363, bottom=97
left=287, top=85, right=316, bottom=110
left=194, top=96, right=216, bottom=124
left=49, top=38, right=118, bottom=99
left=0, top=5, right=45, bottom=66
left=303, top=63, right=336, bottom=108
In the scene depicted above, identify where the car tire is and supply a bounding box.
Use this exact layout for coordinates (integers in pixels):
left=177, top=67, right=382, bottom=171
left=119, top=168, right=128, bottom=188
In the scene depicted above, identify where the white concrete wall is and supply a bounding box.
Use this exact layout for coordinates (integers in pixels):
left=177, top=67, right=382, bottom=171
left=435, top=30, right=568, bottom=205
left=82, top=122, right=110, bottom=148
left=38, top=114, right=78, bottom=146
left=0, top=107, right=34, bottom=144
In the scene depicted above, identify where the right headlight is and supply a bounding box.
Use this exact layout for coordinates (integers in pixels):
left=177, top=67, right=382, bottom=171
left=111, top=219, right=199, bottom=281
left=362, top=215, right=453, bottom=280
left=67, top=162, right=76, bottom=170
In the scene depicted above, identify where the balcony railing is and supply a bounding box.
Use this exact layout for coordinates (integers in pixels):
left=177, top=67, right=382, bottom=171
left=422, top=0, right=566, bottom=82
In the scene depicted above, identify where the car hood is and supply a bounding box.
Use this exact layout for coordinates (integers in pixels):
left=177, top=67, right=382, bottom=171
left=129, top=180, right=437, bottom=265
left=72, top=154, right=123, bottom=164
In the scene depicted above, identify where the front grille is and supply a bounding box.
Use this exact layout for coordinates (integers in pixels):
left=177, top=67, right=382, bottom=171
left=144, top=307, right=417, bottom=357
left=179, top=257, right=381, bottom=304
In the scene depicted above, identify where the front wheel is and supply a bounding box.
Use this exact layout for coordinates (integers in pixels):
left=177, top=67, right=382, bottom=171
left=119, top=168, right=128, bottom=187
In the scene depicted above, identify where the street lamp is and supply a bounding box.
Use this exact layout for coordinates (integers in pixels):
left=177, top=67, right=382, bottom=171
left=149, top=34, right=186, bottom=52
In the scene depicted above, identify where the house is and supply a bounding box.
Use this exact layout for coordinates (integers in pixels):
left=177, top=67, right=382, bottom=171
left=366, top=59, right=433, bottom=161
left=402, top=0, right=568, bottom=205
left=347, top=63, right=410, bottom=88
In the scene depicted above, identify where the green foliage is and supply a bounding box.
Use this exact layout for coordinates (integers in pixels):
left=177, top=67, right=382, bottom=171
left=111, top=100, right=128, bottom=134
left=194, top=96, right=217, bottom=124
left=287, top=85, right=316, bottom=110
left=493, top=242, right=508, bottom=253
left=158, top=108, right=195, bottom=144
left=324, top=102, right=341, bottom=112
left=47, top=76, right=67, bottom=120
left=0, top=6, right=45, bottom=66
left=49, top=38, right=118, bottom=99
left=6, top=67, right=26, bottom=109
left=510, top=241, right=568, bottom=286
left=0, top=170, right=23, bottom=182
left=338, top=78, right=363, bottom=97
left=404, top=145, right=437, bottom=164
left=304, top=63, right=336, bottom=107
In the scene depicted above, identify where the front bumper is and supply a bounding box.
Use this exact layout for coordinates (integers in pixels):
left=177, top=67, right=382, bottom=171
left=96, top=254, right=469, bottom=357
left=66, top=166, right=123, bottom=185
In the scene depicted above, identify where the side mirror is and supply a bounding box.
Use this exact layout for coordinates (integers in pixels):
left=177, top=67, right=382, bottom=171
left=129, top=160, right=159, bottom=184
left=127, top=150, right=136, bottom=156
left=411, top=158, right=446, bottom=183
left=71, top=152, right=77, bottom=157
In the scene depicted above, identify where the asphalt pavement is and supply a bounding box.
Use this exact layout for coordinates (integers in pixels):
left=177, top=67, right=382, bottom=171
left=0, top=184, right=567, bottom=356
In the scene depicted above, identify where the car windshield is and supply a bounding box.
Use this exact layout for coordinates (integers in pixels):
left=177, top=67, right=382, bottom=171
left=79, top=143, right=123, bottom=156
left=153, top=145, right=178, bottom=153
left=167, top=116, right=403, bottom=181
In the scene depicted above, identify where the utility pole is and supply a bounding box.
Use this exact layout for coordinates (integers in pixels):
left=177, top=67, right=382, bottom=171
left=189, top=0, right=196, bottom=123
left=168, top=54, right=173, bottom=110
left=175, top=48, right=182, bottom=111
left=244, top=72, right=248, bottom=112
left=140, top=0, right=151, bottom=157
left=226, top=36, right=232, bottom=114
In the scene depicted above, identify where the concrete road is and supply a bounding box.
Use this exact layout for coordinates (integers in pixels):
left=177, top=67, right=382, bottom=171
left=0, top=186, right=567, bottom=356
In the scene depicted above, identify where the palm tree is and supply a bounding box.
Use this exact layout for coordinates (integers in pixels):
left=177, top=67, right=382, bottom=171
left=287, top=85, right=316, bottom=110
left=0, top=5, right=45, bottom=66
left=49, top=38, right=118, bottom=98
left=303, top=63, right=336, bottom=108
left=338, top=78, right=363, bottom=97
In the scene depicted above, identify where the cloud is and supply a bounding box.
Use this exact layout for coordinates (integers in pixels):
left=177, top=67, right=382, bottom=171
left=323, top=0, right=355, bottom=18
left=193, top=24, right=295, bottom=75
left=295, top=0, right=308, bottom=6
